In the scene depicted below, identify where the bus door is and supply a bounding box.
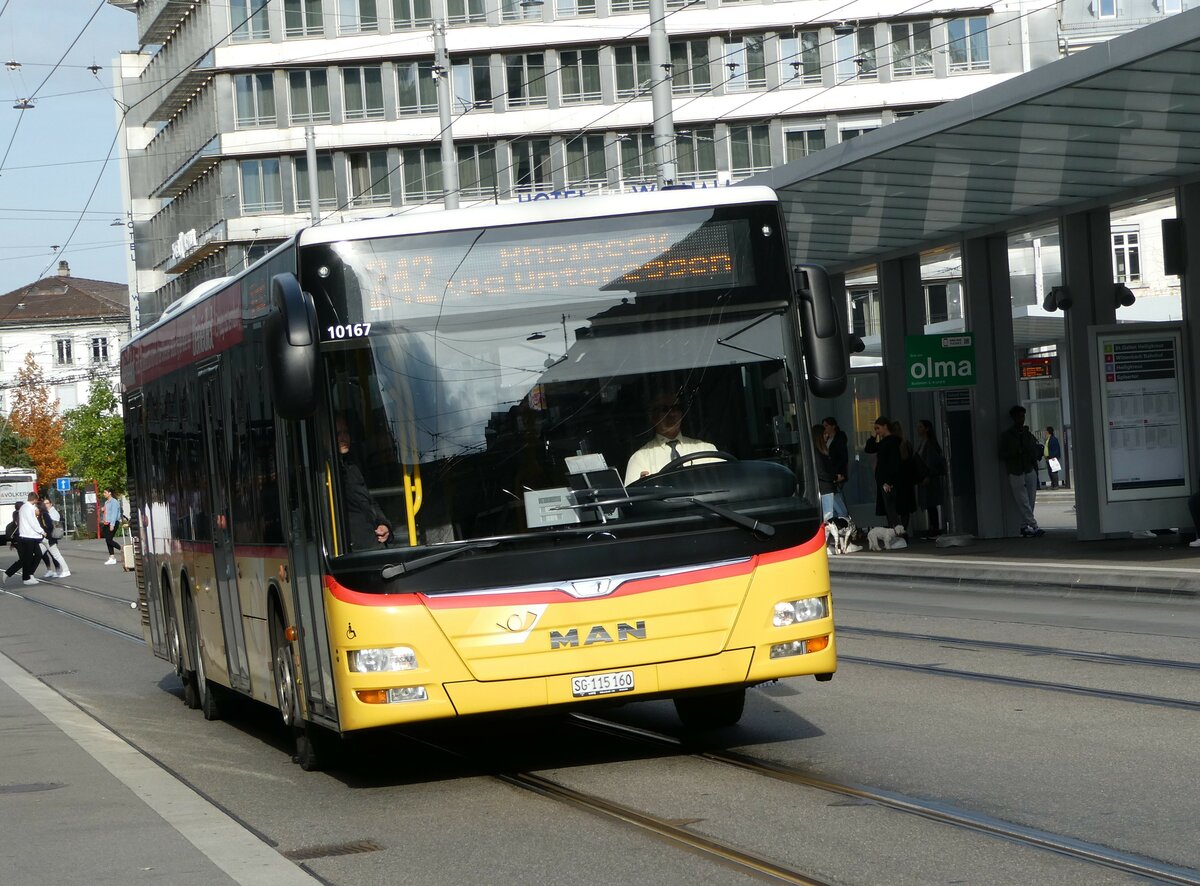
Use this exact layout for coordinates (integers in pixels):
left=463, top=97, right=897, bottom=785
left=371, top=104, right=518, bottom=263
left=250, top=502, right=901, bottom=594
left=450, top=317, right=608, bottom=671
left=198, top=364, right=252, bottom=692
left=277, top=419, right=338, bottom=727
left=125, top=393, right=161, bottom=653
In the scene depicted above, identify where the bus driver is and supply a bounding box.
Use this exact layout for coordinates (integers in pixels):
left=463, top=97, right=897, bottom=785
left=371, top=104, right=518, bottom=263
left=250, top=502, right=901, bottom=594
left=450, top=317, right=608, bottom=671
left=623, top=392, right=716, bottom=485
left=336, top=415, right=392, bottom=549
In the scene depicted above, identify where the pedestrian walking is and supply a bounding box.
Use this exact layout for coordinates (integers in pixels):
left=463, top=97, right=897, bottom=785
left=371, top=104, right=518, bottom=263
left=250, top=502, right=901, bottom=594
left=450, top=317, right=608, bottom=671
left=915, top=419, right=947, bottom=537
left=101, top=487, right=123, bottom=565
left=38, top=495, right=70, bottom=578
left=999, top=405, right=1044, bottom=537
left=1044, top=427, right=1062, bottom=488
left=4, top=492, right=47, bottom=584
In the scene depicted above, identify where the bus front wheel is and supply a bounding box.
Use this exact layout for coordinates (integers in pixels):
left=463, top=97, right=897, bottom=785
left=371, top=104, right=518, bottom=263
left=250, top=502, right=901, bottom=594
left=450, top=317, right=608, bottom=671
left=673, top=687, right=746, bottom=730
left=270, top=604, right=299, bottom=729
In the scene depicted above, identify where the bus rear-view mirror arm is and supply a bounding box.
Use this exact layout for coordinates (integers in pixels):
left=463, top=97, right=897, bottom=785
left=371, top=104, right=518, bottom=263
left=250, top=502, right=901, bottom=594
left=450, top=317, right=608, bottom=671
left=266, top=272, right=320, bottom=421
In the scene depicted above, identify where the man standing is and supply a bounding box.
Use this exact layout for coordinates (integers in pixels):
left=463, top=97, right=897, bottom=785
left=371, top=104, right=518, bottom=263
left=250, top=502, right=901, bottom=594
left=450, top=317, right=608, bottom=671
left=1044, top=427, right=1062, bottom=488
left=101, top=487, right=123, bottom=565
left=999, top=405, right=1044, bottom=537
left=821, top=416, right=850, bottom=519
left=4, top=492, right=46, bottom=585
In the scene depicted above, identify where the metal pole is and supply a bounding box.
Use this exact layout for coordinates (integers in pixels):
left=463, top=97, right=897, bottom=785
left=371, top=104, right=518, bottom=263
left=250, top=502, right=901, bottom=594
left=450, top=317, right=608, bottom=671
left=304, top=126, right=320, bottom=224
left=648, top=0, right=677, bottom=188
left=433, top=23, right=460, bottom=210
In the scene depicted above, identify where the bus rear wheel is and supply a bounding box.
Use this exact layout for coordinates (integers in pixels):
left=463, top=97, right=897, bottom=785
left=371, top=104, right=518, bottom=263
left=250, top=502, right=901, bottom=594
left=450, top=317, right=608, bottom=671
left=183, top=589, right=221, bottom=721
left=673, top=687, right=746, bottom=730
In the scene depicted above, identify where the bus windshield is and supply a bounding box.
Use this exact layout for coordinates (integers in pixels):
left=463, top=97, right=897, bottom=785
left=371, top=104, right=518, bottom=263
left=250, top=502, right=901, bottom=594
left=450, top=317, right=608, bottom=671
left=300, top=203, right=817, bottom=560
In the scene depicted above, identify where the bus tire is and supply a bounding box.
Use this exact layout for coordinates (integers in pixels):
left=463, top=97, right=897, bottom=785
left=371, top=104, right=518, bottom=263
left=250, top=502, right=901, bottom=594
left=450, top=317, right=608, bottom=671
left=183, top=589, right=221, bottom=721
left=161, top=580, right=189, bottom=706
left=673, top=687, right=746, bottom=730
left=270, top=602, right=299, bottom=729
left=293, top=722, right=338, bottom=772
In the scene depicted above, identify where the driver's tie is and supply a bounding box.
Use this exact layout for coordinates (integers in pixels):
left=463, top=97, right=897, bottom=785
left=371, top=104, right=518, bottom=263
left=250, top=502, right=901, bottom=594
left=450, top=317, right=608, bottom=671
left=668, top=439, right=680, bottom=461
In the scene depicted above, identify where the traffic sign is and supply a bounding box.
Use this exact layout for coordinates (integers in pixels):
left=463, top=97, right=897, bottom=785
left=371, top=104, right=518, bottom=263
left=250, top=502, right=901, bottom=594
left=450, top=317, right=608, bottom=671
left=56, top=477, right=71, bottom=492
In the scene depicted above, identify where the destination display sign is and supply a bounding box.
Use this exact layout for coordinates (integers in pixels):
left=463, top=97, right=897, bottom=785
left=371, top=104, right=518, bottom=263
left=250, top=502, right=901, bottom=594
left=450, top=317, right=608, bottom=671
left=1018, top=357, right=1053, bottom=379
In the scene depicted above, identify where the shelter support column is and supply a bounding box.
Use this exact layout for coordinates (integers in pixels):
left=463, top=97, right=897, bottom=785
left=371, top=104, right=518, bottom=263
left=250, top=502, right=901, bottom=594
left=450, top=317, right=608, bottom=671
left=1060, top=208, right=1115, bottom=541
left=877, top=255, right=927, bottom=431
left=962, top=234, right=1016, bottom=539
left=1177, top=182, right=1200, bottom=492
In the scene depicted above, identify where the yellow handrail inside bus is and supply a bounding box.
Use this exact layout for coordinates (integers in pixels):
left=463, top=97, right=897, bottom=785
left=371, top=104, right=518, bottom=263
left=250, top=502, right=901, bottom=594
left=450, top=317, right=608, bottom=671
left=402, top=463, right=423, bottom=547
left=325, top=462, right=339, bottom=557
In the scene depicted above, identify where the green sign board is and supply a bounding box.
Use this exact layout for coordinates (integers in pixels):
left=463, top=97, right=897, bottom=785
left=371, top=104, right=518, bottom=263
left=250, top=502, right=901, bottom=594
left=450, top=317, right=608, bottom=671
left=905, top=333, right=976, bottom=390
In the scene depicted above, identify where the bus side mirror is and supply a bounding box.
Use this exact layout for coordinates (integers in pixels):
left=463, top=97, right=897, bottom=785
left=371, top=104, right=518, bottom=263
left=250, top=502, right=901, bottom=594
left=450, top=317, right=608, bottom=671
left=794, top=263, right=848, bottom=398
left=266, top=273, right=319, bottom=420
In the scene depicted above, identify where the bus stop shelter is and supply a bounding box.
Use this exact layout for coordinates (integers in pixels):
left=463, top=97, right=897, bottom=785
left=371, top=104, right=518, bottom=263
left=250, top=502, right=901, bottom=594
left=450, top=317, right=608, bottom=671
left=752, top=9, right=1200, bottom=539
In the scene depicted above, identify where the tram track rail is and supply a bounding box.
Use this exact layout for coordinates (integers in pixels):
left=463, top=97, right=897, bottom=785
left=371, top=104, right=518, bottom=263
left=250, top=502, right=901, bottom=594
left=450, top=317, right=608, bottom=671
left=568, top=714, right=1200, bottom=886
left=838, top=625, right=1200, bottom=671
left=0, top=585, right=142, bottom=645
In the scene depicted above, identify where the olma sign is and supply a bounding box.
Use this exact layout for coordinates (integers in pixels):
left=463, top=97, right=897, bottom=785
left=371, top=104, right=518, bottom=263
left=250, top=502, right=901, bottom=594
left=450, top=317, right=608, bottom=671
left=905, top=333, right=976, bottom=390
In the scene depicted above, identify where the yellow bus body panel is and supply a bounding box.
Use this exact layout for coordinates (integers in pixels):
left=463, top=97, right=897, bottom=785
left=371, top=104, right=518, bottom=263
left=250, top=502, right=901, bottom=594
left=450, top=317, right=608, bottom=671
left=326, top=535, right=835, bottom=733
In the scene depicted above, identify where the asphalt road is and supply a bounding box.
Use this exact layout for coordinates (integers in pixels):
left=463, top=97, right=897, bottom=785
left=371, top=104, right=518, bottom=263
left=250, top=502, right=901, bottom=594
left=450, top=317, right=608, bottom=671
left=1, top=549, right=1197, bottom=885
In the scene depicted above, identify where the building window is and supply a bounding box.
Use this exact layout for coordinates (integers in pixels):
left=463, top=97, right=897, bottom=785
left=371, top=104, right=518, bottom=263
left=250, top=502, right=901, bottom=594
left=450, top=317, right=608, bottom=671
left=56, top=384, right=78, bottom=411
left=452, top=56, right=492, bottom=111
left=1163, top=0, right=1182, bottom=13
left=851, top=289, right=880, bottom=337
left=891, top=22, right=932, bottom=77
left=610, top=0, right=648, bottom=12
left=231, top=0, right=270, bottom=41
left=294, top=155, right=336, bottom=209
left=784, top=126, right=826, bottom=161
left=511, top=139, right=552, bottom=194
left=240, top=158, right=284, bottom=213
left=397, top=61, right=438, bottom=115
left=500, top=0, right=541, bottom=20
left=675, top=128, right=717, bottom=182
left=1112, top=228, right=1141, bottom=283
left=619, top=131, right=655, bottom=186
left=284, top=0, right=323, bottom=37
left=728, top=123, right=771, bottom=178
left=556, top=0, right=595, bottom=16
left=779, top=32, right=821, bottom=86
left=401, top=146, right=443, bottom=202
left=1097, top=0, right=1117, bottom=17
left=560, top=49, right=601, bottom=104
left=392, top=0, right=432, bottom=29
left=457, top=143, right=498, bottom=198
left=724, top=35, right=766, bottom=91
left=614, top=45, right=651, bottom=99
left=343, top=66, right=385, bottom=120
left=234, top=73, right=276, bottom=127
left=947, top=17, right=989, bottom=72
left=506, top=53, right=547, bottom=108
left=835, top=25, right=876, bottom=82
left=289, top=70, right=330, bottom=124
left=91, top=336, right=110, bottom=363
left=564, top=134, right=608, bottom=188
left=245, top=241, right=279, bottom=267
left=670, top=39, right=711, bottom=95
left=447, top=0, right=486, bottom=24
left=338, top=0, right=378, bottom=33
left=348, top=151, right=391, bottom=206
left=839, top=121, right=879, bottom=141
left=54, top=337, right=73, bottom=366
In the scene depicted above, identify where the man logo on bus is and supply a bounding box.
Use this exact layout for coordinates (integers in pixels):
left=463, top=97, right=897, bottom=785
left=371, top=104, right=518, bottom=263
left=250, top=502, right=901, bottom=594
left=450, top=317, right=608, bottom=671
left=550, top=621, right=647, bottom=649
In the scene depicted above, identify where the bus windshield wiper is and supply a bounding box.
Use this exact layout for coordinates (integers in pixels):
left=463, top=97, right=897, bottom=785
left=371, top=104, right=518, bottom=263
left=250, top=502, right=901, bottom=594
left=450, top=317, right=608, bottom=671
left=566, top=488, right=775, bottom=537
left=381, top=540, right=500, bottom=579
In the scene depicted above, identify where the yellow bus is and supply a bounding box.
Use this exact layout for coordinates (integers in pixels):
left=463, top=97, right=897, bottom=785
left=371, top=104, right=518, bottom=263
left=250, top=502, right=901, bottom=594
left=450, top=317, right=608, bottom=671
left=122, top=187, right=847, bottom=769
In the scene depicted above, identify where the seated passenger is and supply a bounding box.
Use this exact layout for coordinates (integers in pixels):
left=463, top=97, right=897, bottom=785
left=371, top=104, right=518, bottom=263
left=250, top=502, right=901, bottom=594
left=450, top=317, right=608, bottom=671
left=336, top=416, right=392, bottom=549
left=623, top=392, right=716, bottom=485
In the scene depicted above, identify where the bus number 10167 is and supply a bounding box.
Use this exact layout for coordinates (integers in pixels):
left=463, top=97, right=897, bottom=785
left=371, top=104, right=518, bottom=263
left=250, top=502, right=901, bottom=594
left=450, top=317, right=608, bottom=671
left=326, top=323, right=372, bottom=340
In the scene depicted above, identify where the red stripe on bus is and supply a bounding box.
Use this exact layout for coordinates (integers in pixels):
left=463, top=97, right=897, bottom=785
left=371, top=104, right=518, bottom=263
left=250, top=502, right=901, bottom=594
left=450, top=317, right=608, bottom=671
left=756, top=526, right=826, bottom=565
left=325, top=575, right=423, bottom=606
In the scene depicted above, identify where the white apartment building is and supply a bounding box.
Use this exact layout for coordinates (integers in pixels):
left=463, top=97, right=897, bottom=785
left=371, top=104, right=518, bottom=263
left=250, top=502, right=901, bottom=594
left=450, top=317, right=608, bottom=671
left=110, top=0, right=1068, bottom=327
left=0, top=262, right=129, bottom=415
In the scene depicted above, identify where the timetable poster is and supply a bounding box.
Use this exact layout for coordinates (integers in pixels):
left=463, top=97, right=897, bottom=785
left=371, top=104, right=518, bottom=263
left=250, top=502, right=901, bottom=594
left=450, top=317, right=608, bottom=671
left=1099, top=333, right=1187, bottom=494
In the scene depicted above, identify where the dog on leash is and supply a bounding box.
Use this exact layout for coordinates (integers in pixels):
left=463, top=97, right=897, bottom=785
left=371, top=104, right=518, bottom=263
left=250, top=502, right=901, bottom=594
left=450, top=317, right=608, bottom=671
left=825, top=517, right=865, bottom=555
left=866, top=524, right=908, bottom=551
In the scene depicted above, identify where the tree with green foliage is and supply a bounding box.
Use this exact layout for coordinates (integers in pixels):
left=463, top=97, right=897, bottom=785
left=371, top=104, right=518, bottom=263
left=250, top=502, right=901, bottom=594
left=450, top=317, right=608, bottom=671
left=62, top=377, right=126, bottom=494
left=0, top=418, right=33, bottom=468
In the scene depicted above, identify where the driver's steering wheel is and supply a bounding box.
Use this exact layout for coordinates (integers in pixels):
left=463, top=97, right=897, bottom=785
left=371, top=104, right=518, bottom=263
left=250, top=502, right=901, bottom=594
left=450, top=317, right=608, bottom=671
left=657, top=450, right=738, bottom=476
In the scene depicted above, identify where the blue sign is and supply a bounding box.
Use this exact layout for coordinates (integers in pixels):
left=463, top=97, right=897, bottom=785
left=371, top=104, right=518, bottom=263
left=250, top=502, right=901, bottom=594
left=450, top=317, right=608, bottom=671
left=56, top=477, right=71, bottom=492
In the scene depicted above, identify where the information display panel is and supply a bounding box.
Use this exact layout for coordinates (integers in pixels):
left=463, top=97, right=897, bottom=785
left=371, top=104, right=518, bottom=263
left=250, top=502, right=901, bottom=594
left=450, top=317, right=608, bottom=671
left=1095, top=326, right=1190, bottom=502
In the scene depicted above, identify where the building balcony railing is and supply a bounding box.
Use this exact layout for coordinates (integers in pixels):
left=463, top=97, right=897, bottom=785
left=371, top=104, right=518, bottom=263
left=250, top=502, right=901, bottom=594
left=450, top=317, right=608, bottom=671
left=152, top=135, right=221, bottom=199
left=136, top=0, right=192, bottom=45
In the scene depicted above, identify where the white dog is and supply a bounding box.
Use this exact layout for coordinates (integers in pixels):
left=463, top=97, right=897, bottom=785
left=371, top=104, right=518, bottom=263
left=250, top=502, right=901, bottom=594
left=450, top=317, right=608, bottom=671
left=867, top=524, right=908, bottom=551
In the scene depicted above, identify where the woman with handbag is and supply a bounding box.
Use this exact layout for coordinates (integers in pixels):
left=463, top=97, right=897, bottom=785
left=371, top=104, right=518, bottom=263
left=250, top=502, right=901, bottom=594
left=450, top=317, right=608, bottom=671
left=39, top=495, right=70, bottom=578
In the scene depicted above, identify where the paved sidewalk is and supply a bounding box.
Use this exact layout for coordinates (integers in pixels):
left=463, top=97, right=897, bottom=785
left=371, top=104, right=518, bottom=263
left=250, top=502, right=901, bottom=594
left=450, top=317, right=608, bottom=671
left=828, top=490, right=1200, bottom=597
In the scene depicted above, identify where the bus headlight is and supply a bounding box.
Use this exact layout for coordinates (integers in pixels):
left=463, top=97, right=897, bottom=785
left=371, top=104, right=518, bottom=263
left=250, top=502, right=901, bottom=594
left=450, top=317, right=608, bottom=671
left=348, top=646, right=418, bottom=673
left=772, top=597, right=828, bottom=627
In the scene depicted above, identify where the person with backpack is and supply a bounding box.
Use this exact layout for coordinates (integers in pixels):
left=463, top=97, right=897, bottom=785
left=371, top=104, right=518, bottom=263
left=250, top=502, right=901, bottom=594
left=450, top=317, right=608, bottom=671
left=4, top=493, right=47, bottom=584
left=998, top=405, right=1045, bottom=537
left=38, top=495, right=70, bottom=578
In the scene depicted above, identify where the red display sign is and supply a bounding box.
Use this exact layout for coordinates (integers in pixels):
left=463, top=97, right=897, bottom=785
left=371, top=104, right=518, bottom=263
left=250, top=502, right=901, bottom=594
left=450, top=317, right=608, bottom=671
left=1019, top=357, right=1054, bottom=379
